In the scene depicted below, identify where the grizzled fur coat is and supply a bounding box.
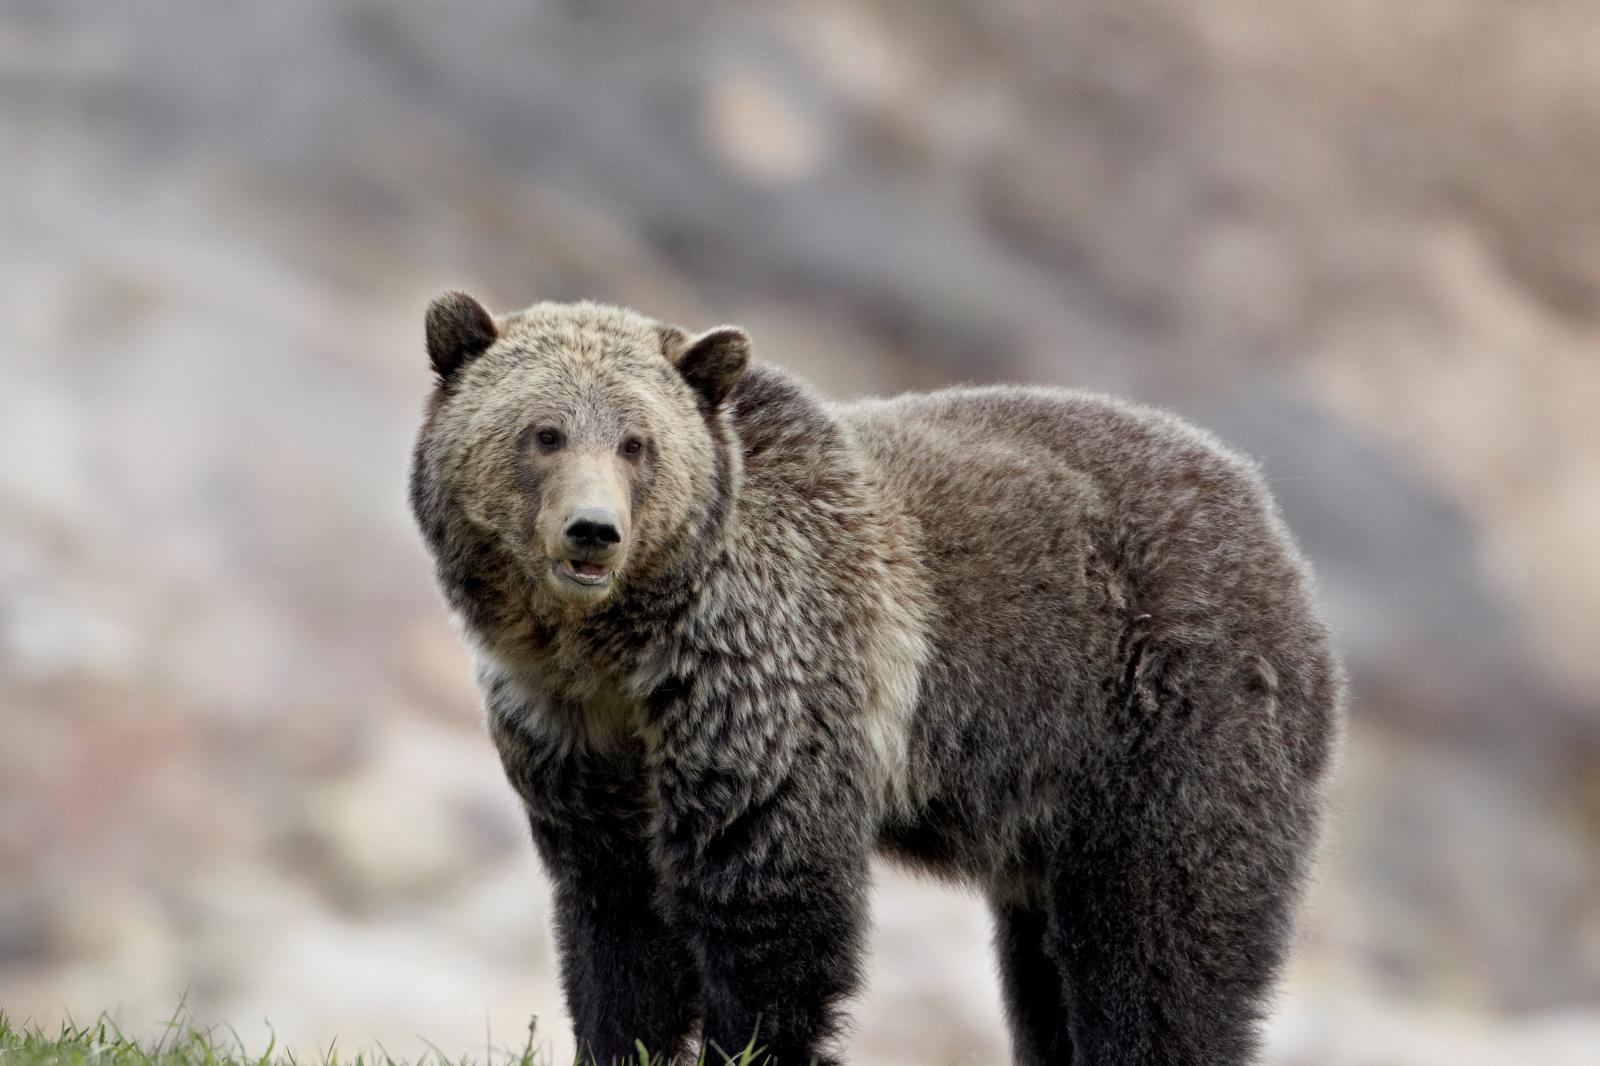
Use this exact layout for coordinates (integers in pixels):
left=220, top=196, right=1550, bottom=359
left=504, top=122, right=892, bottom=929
left=409, top=295, right=1343, bottom=1066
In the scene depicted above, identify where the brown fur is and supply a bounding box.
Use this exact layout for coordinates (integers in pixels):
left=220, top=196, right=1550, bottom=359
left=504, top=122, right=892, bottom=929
left=410, top=296, right=1344, bottom=1065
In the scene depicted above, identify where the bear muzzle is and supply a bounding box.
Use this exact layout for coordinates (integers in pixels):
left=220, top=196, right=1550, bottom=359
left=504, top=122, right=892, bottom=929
left=548, top=506, right=628, bottom=602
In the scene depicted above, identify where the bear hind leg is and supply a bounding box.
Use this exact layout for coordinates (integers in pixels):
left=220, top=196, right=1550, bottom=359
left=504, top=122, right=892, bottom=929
left=990, top=900, right=1074, bottom=1065
left=1047, top=745, right=1308, bottom=1064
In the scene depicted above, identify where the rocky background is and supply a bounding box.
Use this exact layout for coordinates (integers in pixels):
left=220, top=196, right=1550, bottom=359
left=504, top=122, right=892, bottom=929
left=4, top=2, right=1599, bottom=1063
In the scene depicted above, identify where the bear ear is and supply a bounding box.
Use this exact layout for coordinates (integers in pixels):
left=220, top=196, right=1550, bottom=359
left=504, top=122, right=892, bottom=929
left=425, top=291, right=497, bottom=382
left=672, top=326, right=749, bottom=410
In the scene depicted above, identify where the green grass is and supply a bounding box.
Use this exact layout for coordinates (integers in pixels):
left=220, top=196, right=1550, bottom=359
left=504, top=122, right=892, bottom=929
left=0, top=1009, right=778, bottom=1066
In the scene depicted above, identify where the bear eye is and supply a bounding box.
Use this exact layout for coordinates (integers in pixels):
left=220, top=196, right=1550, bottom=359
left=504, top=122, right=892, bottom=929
left=621, top=437, right=645, bottom=458
left=534, top=428, right=561, bottom=450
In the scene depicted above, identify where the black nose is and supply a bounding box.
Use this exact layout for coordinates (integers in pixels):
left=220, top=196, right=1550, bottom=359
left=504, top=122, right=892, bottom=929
left=563, top=510, right=622, bottom=550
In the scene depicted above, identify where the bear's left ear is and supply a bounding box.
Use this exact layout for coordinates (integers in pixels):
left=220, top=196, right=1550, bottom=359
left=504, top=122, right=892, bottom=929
left=671, top=326, right=749, bottom=410
left=425, top=291, right=497, bottom=382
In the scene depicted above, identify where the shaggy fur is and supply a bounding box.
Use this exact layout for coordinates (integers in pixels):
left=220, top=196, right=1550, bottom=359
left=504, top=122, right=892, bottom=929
left=409, top=295, right=1344, bottom=1066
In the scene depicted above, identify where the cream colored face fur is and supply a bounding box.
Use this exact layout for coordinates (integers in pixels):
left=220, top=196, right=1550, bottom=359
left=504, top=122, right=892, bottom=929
left=430, top=303, right=718, bottom=611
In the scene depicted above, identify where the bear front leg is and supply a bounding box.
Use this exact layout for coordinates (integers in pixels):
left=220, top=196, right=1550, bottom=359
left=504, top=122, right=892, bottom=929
left=653, top=726, right=873, bottom=1066
left=542, top=832, right=702, bottom=1066
left=491, top=713, right=700, bottom=1065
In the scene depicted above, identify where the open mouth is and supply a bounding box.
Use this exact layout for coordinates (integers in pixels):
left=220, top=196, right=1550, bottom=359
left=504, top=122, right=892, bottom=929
left=556, top=558, right=614, bottom=588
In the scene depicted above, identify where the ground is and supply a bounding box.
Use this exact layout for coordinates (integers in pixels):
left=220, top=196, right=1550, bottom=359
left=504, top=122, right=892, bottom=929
left=0, top=1011, right=782, bottom=1066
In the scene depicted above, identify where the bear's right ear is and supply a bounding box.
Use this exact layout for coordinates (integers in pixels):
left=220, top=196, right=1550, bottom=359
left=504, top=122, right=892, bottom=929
left=425, top=291, right=497, bottom=382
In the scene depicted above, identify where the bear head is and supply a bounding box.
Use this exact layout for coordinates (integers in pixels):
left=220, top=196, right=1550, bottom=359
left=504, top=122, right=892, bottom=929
left=410, top=293, right=748, bottom=619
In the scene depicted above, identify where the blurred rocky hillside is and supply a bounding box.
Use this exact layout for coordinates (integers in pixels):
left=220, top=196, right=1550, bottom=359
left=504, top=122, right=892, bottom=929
left=3, top=2, right=1599, bottom=1063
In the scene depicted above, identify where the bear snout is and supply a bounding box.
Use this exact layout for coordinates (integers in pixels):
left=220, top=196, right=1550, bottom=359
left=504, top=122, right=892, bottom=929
left=562, top=508, right=624, bottom=553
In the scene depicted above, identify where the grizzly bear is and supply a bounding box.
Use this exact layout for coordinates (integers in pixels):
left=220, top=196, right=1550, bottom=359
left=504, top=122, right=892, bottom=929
left=409, top=294, right=1343, bottom=1066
